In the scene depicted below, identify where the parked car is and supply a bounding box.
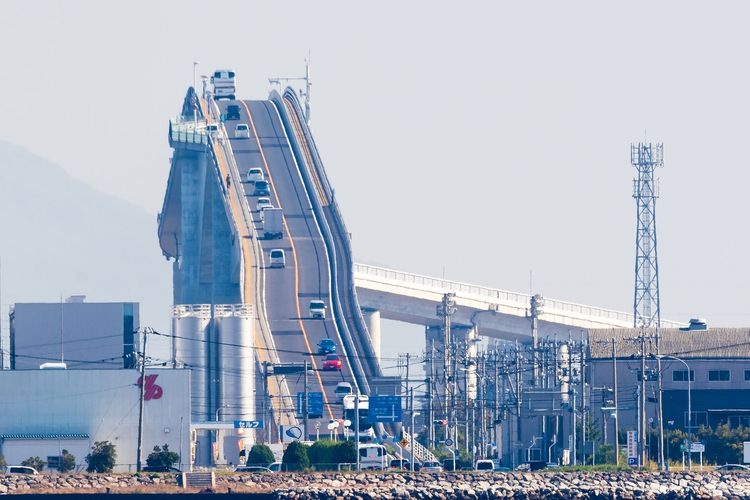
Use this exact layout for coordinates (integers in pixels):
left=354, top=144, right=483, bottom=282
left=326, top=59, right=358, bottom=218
left=226, top=104, right=241, bottom=120
left=247, top=167, right=264, bottom=183
left=7, top=466, right=39, bottom=475
left=141, top=465, right=181, bottom=473
left=474, top=459, right=494, bottom=471
left=390, top=458, right=420, bottom=470
left=334, top=381, right=353, bottom=402
left=267, top=462, right=284, bottom=472
left=234, top=123, right=250, bottom=139
left=420, top=460, right=443, bottom=472
left=254, top=180, right=270, bottom=196
left=716, top=464, right=750, bottom=471
left=234, top=465, right=273, bottom=473
left=317, top=338, right=337, bottom=355
left=322, top=354, right=342, bottom=371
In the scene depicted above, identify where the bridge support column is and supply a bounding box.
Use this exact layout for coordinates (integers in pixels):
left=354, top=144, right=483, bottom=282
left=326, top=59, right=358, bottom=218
left=363, top=309, right=381, bottom=363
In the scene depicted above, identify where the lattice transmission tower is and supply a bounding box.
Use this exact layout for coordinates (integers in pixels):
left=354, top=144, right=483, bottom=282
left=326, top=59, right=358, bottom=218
left=631, top=143, right=663, bottom=328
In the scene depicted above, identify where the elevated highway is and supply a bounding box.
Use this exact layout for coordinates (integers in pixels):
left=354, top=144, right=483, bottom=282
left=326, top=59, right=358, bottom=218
left=353, top=263, right=684, bottom=347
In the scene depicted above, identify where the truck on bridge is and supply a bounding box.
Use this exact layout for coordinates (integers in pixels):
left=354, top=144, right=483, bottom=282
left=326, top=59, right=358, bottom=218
left=262, top=208, right=283, bottom=239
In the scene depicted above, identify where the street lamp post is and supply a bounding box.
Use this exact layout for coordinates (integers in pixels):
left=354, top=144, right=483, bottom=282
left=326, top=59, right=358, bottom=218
left=657, top=354, right=692, bottom=470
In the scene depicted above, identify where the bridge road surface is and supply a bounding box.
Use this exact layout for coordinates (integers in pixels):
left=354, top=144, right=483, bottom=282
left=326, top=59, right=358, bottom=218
left=220, top=99, right=353, bottom=431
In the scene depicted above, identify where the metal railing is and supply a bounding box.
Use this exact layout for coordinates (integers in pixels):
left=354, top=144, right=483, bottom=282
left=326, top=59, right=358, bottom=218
left=403, top=429, right=437, bottom=463
left=353, top=263, right=684, bottom=328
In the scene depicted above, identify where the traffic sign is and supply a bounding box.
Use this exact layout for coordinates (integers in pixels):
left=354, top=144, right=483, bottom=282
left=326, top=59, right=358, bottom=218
left=628, top=457, right=638, bottom=467
left=368, top=395, right=402, bottom=423
left=399, top=438, right=409, bottom=448
left=234, top=420, right=264, bottom=429
left=297, top=392, right=324, bottom=419
left=444, top=438, right=454, bottom=447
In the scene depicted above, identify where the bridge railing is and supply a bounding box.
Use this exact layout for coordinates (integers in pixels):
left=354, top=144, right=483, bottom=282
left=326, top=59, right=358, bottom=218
left=353, top=263, right=686, bottom=327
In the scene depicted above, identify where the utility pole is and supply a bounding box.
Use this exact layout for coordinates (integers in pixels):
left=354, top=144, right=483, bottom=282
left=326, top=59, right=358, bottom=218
left=612, top=338, right=620, bottom=466
left=136, top=327, right=149, bottom=472
left=304, top=359, right=309, bottom=441
left=515, top=341, right=522, bottom=467
left=529, top=294, right=543, bottom=386
left=639, top=330, right=647, bottom=467
left=580, top=338, right=587, bottom=465
left=354, top=394, right=360, bottom=471
left=410, top=387, right=415, bottom=472
left=437, top=293, right=457, bottom=415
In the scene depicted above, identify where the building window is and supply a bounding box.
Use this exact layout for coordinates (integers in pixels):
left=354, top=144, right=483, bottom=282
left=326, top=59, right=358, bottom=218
left=745, top=370, right=750, bottom=381
left=672, top=370, right=694, bottom=382
left=708, top=370, right=730, bottom=381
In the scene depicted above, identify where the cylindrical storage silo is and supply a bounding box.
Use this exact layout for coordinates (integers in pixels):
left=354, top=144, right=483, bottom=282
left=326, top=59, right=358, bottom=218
left=172, top=304, right=212, bottom=421
left=215, top=304, right=255, bottom=421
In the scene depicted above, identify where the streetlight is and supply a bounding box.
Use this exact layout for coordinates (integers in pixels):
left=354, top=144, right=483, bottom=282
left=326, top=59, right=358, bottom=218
left=656, top=354, right=692, bottom=470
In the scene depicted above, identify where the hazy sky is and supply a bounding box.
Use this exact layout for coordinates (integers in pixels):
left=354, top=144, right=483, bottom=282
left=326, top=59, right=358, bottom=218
left=2, top=1, right=750, bottom=367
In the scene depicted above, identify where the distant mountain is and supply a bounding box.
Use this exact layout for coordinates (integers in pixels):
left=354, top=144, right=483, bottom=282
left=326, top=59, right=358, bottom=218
left=0, top=140, right=172, bottom=347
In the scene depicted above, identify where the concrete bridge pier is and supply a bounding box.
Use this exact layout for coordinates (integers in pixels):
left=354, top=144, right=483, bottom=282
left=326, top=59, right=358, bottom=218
left=362, top=309, right=381, bottom=364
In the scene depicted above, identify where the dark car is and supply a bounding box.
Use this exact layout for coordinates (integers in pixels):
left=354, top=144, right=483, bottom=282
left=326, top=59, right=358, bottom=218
left=226, top=105, right=241, bottom=120
left=317, top=338, right=337, bottom=355
left=390, top=459, right=420, bottom=470
left=234, top=465, right=273, bottom=473
left=141, top=466, right=181, bottom=473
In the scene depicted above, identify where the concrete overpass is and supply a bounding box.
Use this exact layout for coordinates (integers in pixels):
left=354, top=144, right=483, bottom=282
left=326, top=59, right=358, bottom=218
left=353, top=263, right=685, bottom=355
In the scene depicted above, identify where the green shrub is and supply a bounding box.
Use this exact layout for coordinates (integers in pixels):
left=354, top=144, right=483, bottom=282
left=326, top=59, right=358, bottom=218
left=85, top=441, right=117, bottom=473
left=21, top=456, right=45, bottom=471
left=146, top=444, right=179, bottom=469
left=247, top=443, right=275, bottom=465
left=282, top=441, right=310, bottom=471
left=60, top=449, right=76, bottom=472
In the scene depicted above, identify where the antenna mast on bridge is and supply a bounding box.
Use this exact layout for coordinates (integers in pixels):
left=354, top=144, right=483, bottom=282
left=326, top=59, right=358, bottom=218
left=269, top=57, right=312, bottom=125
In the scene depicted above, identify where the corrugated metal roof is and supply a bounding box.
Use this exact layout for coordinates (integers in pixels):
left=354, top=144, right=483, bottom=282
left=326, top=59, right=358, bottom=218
left=0, top=433, right=89, bottom=439
left=588, top=328, right=750, bottom=359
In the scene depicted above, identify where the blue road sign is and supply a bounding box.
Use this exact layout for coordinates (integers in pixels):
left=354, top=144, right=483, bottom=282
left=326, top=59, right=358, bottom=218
left=297, top=392, right=324, bottom=419
left=368, top=395, right=402, bottom=423
left=234, top=420, right=264, bottom=429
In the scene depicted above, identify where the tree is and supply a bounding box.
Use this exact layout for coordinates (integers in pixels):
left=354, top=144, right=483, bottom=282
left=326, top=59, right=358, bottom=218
left=0, top=454, right=6, bottom=468
left=146, top=444, right=179, bottom=469
left=282, top=441, right=310, bottom=471
left=247, top=444, right=275, bottom=466
left=21, top=456, right=45, bottom=471
left=60, top=449, right=76, bottom=473
left=85, top=441, right=117, bottom=473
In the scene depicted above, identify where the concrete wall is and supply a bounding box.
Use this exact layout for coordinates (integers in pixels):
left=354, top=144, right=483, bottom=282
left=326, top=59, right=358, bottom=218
left=0, top=369, right=190, bottom=472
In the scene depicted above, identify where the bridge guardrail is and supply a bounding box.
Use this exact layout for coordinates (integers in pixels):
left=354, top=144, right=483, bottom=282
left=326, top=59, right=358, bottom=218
left=272, top=89, right=371, bottom=398
left=205, top=97, right=297, bottom=429
left=353, top=263, right=684, bottom=328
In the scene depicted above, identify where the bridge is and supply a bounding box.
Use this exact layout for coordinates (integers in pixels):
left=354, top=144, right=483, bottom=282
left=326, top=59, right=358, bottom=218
left=157, top=83, right=683, bottom=464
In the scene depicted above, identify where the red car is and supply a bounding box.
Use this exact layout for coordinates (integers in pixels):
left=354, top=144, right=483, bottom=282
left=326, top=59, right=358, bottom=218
left=322, top=354, right=342, bottom=371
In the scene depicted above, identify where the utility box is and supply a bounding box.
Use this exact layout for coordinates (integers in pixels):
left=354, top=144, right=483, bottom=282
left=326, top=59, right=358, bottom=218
left=743, top=442, right=750, bottom=464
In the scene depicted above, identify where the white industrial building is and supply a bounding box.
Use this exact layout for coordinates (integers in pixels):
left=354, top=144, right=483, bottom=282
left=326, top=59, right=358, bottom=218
left=7, top=297, right=139, bottom=370
left=0, top=368, right=190, bottom=472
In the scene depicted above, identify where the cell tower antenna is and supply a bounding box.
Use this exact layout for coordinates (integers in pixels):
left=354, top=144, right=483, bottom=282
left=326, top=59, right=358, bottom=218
left=268, top=55, right=312, bottom=125
left=631, top=142, right=663, bottom=329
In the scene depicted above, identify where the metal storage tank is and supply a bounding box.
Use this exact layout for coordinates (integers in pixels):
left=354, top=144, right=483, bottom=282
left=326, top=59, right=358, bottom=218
left=171, top=304, right=212, bottom=420
left=215, top=304, right=255, bottom=421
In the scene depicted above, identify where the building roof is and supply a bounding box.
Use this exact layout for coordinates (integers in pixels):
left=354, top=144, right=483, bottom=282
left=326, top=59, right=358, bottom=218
left=0, top=433, right=89, bottom=440
left=587, top=328, right=750, bottom=359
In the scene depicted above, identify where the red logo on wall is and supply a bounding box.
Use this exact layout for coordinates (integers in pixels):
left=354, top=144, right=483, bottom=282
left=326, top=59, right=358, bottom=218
left=137, top=374, right=164, bottom=401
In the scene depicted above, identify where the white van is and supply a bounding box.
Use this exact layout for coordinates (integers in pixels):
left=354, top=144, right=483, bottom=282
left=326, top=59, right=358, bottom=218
left=309, top=300, right=326, bottom=319
left=235, top=123, right=250, bottom=139
left=269, top=249, right=286, bottom=268
left=358, top=444, right=387, bottom=470
left=334, top=382, right=352, bottom=402
left=8, top=466, right=39, bottom=475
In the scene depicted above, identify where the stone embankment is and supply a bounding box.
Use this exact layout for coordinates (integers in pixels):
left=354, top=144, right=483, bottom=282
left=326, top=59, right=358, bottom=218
left=1, top=470, right=750, bottom=498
